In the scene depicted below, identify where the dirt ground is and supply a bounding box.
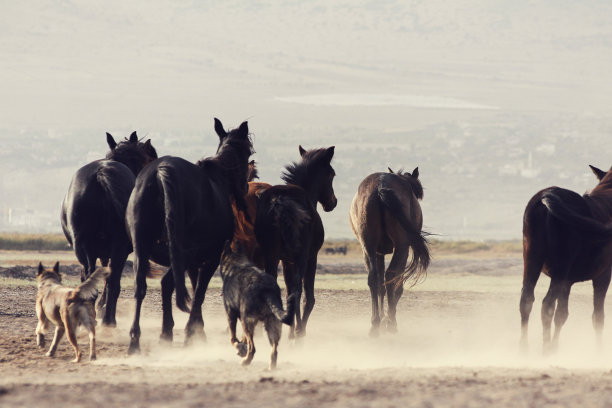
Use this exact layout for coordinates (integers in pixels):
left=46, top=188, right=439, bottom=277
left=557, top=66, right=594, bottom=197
left=3, top=251, right=612, bottom=407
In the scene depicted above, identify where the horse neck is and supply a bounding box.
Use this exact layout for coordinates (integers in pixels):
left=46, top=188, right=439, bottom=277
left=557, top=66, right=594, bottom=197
left=585, top=188, right=612, bottom=221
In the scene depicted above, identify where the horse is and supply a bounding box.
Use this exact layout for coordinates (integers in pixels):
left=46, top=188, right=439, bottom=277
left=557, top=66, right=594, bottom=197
left=349, top=167, right=430, bottom=337
left=60, top=131, right=157, bottom=327
left=520, top=164, right=612, bottom=354
left=231, top=160, right=271, bottom=268
left=255, top=145, right=337, bottom=338
left=126, top=118, right=254, bottom=354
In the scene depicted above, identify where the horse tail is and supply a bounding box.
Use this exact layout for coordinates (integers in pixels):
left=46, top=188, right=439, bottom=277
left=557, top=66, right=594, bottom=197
left=158, top=166, right=191, bottom=312
left=265, top=292, right=296, bottom=326
left=378, top=187, right=430, bottom=288
left=96, top=166, right=132, bottom=226
left=268, top=196, right=311, bottom=251
left=71, top=267, right=110, bottom=302
left=541, top=192, right=612, bottom=240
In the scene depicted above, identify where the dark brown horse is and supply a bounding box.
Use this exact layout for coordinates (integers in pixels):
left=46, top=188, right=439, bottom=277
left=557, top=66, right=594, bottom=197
left=61, top=132, right=157, bottom=326
left=255, top=146, right=337, bottom=338
left=520, top=165, right=612, bottom=354
left=350, top=167, right=430, bottom=337
left=231, top=160, right=270, bottom=268
left=126, top=119, right=253, bottom=354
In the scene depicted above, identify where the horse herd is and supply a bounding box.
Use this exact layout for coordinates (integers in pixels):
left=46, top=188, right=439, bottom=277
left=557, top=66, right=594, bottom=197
left=58, top=118, right=612, bottom=359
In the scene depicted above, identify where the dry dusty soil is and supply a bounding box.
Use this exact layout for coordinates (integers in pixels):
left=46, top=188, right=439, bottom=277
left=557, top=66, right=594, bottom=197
left=3, top=250, right=612, bottom=407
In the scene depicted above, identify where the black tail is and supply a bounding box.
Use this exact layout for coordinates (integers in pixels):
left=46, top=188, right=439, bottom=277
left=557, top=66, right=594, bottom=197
left=158, top=167, right=191, bottom=312
left=378, top=187, right=430, bottom=287
left=268, top=196, right=311, bottom=251
left=97, top=167, right=132, bottom=227
left=266, top=293, right=296, bottom=326
left=542, top=192, right=612, bottom=240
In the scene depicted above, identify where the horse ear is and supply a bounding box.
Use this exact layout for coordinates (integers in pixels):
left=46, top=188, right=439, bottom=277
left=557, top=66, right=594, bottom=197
left=388, top=167, right=394, bottom=174
left=238, top=121, right=249, bottom=137
left=53, top=261, right=60, bottom=274
left=129, top=131, right=138, bottom=143
left=589, top=165, right=606, bottom=181
left=37, top=262, right=44, bottom=276
left=214, top=118, right=227, bottom=140
left=299, top=145, right=306, bottom=157
left=324, top=146, right=335, bottom=162
left=106, top=133, right=117, bottom=150
left=412, top=167, right=419, bottom=179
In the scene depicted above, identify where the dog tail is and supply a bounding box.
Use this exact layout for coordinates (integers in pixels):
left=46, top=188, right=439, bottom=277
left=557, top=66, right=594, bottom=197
left=266, top=292, right=296, bottom=326
left=72, top=267, right=110, bottom=301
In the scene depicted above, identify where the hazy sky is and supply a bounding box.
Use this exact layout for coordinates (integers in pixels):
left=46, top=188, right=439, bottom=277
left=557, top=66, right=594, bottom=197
left=2, top=1, right=612, bottom=238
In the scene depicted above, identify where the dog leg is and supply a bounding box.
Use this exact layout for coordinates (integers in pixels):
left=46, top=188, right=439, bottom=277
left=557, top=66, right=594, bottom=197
left=240, top=320, right=256, bottom=366
left=46, top=326, right=65, bottom=357
left=88, top=327, right=96, bottom=361
left=265, top=319, right=282, bottom=370
left=65, top=323, right=81, bottom=363
left=35, top=319, right=49, bottom=349
left=228, top=312, right=247, bottom=357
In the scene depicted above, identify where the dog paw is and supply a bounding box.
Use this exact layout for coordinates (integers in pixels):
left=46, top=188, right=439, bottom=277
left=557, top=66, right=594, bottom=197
left=236, top=342, right=248, bottom=357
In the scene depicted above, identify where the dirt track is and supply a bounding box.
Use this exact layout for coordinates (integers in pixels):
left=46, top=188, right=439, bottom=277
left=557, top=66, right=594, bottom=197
left=3, top=252, right=612, bottom=407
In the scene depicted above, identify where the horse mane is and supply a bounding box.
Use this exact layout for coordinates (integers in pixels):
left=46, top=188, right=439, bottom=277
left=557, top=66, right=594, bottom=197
left=585, top=166, right=612, bottom=219
left=247, top=160, right=259, bottom=182
left=394, top=169, right=424, bottom=200
left=106, top=137, right=158, bottom=176
left=281, top=148, right=330, bottom=187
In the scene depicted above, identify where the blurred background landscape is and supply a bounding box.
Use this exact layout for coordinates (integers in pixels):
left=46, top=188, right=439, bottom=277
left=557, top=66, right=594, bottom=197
left=2, top=0, right=612, bottom=240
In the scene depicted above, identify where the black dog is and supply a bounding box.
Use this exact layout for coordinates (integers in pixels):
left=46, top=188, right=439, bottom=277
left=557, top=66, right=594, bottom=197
left=220, top=242, right=295, bottom=369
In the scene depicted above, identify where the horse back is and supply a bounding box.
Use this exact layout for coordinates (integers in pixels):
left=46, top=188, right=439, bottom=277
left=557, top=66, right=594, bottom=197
left=62, top=160, right=135, bottom=247
left=255, top=184, right=323, bottom=257
left=351, top=172, right=422, bottom=254
left=523, top=186, right=612, bottom=281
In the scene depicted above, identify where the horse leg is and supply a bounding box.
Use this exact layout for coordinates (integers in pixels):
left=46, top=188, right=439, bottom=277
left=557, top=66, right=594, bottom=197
left=519, top=255, right=542, bottom=353
left=185, top=262, right=217, bottom=344
left=376, top=254, right=385, bottom=322
left=384, top=245, right=409, bottom=334
left=592, top=270, right=611, bottom=349
left=551, top=280, right=572, bottom=352
left=541, top=278, right=563, bottom=354
left=160, top=268, right=175, bottom=344
left=128, top=251, right=149, bottom=355
left=283, top=260, right=302, bottom=340
left=364, top=249, right=382, bottom=337
left=102, top=249, right=127, bottom=327
left=298, top=254, right=318, bottom=337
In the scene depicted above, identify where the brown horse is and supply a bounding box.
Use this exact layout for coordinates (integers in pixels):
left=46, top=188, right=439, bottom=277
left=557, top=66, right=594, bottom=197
left=520, top=165, right=612, bottom=354
left=350, top=167, right=430, bottom=337
left=255, top=146, right=337, bottom=338
left=231, top=160, right=270, bottom=268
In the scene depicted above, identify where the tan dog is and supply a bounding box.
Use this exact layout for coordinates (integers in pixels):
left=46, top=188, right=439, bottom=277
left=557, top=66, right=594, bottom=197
left=35, top=262, right=108, bottom=362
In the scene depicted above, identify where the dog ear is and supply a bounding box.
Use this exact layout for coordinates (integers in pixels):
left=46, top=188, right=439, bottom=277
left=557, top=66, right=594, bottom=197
left=222, top=240, right=233, bottom=256
left=37, top=262, right=44, bottom=276
left=53, top=261, right=60, bottom=274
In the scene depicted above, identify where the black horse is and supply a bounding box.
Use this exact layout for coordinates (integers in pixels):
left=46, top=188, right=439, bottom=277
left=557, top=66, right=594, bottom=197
left=255, top=146, right=337, bottom=338
left=61, top=132, right=157, bottom=326
left=126, top=119, right=253, bottom=354
left=520, top=165, right=612, bottom=353
left=349, top=167, right=430, bottom=336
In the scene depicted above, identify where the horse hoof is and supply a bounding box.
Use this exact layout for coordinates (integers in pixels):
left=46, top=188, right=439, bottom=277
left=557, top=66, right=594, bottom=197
left=159, top=332, right=173, bottom=345
left=127, top=342, right=141, bottom=355
left=369, top=326, right=380, bottom=338
left=102, top=320, right=117, bottom=328
left=241, top=358, right=252, bottom=366
left=45, top=351, right=54, bottom=358
left=236, top=342, right=248, bottom=357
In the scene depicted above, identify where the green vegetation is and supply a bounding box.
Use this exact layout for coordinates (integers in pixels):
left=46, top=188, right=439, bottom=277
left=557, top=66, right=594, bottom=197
left=0, top=233, right=70, bottom=251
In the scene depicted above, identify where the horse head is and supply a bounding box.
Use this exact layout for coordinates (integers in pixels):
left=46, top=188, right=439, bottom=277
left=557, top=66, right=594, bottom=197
left=105, top=131, right=158, bottom=176
left=282, top=145, right=337, bottom=212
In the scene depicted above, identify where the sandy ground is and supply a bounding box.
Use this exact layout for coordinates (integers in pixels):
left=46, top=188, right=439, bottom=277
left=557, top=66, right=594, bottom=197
left=3, top=251, right=612, bottom=407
